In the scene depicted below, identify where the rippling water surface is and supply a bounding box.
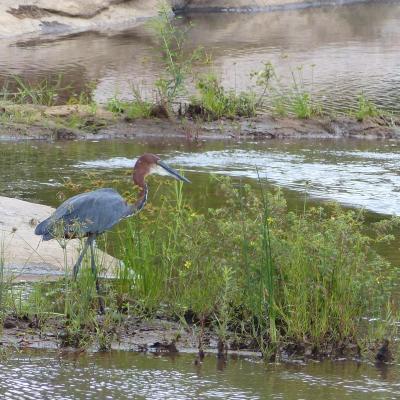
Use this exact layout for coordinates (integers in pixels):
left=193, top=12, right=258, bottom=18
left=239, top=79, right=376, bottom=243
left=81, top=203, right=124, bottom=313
left=0, top=351, right=400, bottom=400
left=2, top=138, right=397, bottom=215
left=0, top=1, right=399, bottom=112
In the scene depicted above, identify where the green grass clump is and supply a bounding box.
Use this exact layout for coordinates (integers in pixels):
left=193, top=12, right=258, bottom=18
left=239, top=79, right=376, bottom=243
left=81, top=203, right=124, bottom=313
left=191, top=73, right=257, bottom=119
left=13, top=75, right=63, bottom=106
left=17, top=253, right=115, bottom=349
left=291, top=92, right=314, bottom=119
left=106, top=97, right=153, bottom=119
left=106, top=89, right=154, bottom=120
left=0, top=75, right=64, bottom=106
left=0, top=75, right=97, bottom=108
left=113, top=178, right=396, bottom=357
left=289, top=67, right=322, bottom=119
left=354, top=94, right=380, bottom=121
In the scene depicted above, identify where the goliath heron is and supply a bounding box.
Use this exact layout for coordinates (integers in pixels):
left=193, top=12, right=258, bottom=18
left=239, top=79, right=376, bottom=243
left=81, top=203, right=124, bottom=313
left=35, top=153, right=190, bottom=312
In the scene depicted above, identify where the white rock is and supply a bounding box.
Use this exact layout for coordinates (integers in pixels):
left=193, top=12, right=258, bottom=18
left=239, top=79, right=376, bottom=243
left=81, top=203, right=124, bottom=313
left=0, top=196, right=121, bottom=282
left=0, top=0, right=160, bottom=38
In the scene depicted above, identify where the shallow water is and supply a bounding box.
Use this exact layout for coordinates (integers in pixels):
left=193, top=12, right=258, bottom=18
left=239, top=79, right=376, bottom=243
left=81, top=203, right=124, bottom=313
left=0, top=1, right=400, bottom=112
left=0, top=350, right=400, bottom=400
left=1, top=138, right=400, bottom=214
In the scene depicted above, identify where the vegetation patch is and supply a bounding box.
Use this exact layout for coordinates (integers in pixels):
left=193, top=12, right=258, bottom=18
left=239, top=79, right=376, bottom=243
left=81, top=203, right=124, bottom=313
left=352, top=93, right=381, bottom=122
left=1, top=179, right=398, bottom=361
left=187, top=73, right=257, bottom=120
left=106, top=91, right=158, bottom=120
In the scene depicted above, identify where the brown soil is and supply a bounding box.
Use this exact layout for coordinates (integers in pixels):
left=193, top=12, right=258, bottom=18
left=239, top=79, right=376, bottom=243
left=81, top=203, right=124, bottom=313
left=1, top=313, right=387, bottom=362
left=0, top=103, right=399, bottom=142
left=0, top=313, right=245, bottom=357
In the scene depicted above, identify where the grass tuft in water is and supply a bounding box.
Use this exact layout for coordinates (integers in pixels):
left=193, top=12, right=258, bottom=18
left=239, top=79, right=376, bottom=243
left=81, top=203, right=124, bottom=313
left=4, top=75, right=65, bottom=106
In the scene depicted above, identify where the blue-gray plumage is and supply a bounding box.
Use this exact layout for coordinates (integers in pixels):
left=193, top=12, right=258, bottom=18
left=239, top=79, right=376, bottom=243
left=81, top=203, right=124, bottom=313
left=35, top=187, right=145, bottom=241
left=34, top=153, right=190, bottom=313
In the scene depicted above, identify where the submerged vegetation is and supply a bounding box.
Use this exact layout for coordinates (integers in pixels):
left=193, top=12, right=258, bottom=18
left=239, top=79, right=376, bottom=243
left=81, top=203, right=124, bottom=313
left=1, top=178, right=398, bottom=360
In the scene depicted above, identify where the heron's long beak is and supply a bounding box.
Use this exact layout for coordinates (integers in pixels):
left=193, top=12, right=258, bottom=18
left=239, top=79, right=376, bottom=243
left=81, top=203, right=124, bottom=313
left=157, top=160, right=191, bottom=183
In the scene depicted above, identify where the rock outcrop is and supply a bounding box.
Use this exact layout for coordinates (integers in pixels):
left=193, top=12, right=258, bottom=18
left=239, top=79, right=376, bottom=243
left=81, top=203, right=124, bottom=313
left=0, top=196, right=120, bottom=281
left=0, top=0, right=159, bottom=38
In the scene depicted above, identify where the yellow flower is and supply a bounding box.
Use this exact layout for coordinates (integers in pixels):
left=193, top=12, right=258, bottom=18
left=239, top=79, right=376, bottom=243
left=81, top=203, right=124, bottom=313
left=184, top=260, right=192, bottom=269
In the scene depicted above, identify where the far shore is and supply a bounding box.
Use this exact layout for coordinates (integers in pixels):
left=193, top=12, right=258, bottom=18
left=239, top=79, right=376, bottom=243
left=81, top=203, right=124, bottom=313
left=0, top=103, right=399, bottom=143
left=0, top=0, right=383, bottom=40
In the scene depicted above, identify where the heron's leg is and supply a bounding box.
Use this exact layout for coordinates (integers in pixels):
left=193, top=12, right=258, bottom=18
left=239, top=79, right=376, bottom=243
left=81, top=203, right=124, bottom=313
left=72, top=238, right=90, bottom=279
left=89, top=235, right=105, bottom=314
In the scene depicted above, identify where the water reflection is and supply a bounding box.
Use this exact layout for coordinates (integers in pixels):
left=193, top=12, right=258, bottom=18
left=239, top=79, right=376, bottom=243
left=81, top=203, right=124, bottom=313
left=0, top=350, right=399, bottom=399
left=0, top=2, right=399, bottom=111
left=76, top=141, right=400, bottom=216
left=1, top=138, right=400, bottom=215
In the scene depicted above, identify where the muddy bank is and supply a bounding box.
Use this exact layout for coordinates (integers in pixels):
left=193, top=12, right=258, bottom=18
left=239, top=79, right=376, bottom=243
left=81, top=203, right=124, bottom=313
left=0, top=314, right=217, bottom=356
left=2, top=313, right=376, bottom=362
left=0, top=103, right=399, bottom=142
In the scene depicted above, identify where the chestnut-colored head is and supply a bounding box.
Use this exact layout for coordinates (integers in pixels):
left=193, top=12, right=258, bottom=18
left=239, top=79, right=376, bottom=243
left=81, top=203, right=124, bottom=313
left=133, top=153, right=190, bottom=187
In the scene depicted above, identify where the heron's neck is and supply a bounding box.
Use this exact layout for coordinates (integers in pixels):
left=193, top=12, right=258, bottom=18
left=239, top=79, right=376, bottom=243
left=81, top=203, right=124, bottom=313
left=129, top=175, right=148, bottom=215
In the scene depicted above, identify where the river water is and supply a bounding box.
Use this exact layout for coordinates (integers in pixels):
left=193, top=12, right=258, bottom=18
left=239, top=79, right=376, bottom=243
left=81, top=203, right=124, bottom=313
left=0, top=1, right=399, bottom=112
left=1, top=350, right=400, bottom=400
left=1, top=1, right=400, bottom=398
left=2, top=138, right=400, bottom=215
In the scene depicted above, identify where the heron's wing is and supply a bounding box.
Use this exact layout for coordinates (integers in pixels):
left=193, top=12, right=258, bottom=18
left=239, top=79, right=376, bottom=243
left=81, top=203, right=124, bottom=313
left=35, top=188, right=131, bottom=240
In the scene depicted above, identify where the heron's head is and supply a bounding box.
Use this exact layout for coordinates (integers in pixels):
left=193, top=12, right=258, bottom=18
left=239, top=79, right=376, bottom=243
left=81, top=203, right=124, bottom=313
left=133, top=153, right=190, bottom=185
